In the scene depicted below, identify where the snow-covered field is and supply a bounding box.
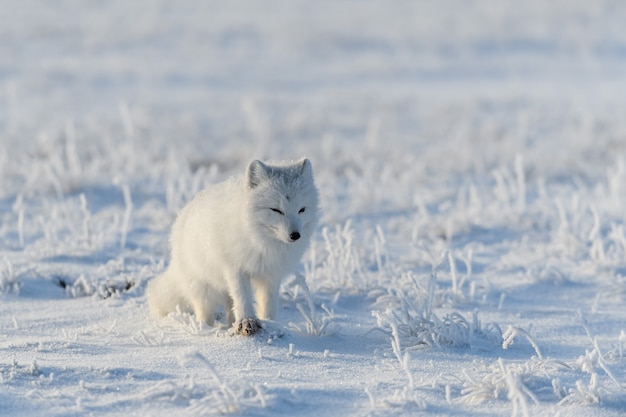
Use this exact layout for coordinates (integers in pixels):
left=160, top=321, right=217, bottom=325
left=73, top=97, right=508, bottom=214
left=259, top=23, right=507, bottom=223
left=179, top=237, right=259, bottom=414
left=2, top=1, right=626, bottom=416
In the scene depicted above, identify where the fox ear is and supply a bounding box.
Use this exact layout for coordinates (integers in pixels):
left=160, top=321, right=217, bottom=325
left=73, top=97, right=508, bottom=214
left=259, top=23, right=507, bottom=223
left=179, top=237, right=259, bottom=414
left=246, top=160, right=270, bottom=189
left=298, top=158, right=313, bottom=177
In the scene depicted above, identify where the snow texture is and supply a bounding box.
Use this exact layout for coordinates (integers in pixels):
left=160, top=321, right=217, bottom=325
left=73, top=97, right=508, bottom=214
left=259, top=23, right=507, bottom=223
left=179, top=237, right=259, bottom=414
left=2, top=1, right=626, bottom=416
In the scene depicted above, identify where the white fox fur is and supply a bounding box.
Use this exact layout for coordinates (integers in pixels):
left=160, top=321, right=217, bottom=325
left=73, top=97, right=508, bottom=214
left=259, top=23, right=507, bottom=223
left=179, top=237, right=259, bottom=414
left=146, top=158, right=319, bottom=335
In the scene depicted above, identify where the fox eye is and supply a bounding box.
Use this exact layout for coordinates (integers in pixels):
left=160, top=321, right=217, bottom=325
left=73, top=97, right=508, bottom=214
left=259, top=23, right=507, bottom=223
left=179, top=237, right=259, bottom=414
left=271, top=208, right=284, bottom=215
left=298, top=207, right=306, bottom=214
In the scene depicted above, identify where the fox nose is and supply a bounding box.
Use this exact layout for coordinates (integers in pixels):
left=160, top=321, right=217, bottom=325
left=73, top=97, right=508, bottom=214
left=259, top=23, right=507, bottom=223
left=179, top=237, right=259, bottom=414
left=289, top=232, right=301, bottom=241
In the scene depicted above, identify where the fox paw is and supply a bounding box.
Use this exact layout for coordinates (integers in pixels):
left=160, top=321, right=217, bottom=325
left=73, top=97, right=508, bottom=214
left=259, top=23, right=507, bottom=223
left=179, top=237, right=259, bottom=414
left=236, top=318, right=262, bottom=336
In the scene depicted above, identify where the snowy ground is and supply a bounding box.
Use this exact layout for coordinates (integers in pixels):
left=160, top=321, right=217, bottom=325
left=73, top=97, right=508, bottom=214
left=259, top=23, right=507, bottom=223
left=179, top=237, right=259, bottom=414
left=2, top=1, right=626, bottom=416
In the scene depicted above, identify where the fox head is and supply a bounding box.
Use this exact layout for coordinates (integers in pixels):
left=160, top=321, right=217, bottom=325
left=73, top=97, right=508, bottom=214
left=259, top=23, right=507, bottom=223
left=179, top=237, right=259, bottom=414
left=245, top=158, right=319, bottom=245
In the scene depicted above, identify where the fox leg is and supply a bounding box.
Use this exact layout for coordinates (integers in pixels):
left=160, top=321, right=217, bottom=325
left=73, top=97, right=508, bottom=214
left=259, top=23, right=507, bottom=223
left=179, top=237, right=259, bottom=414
left=191, top=299, right=215, bottom=325
left=255, top=279, right=280, bottom=321
left=226, top=270, right=261, bottom=336
left=187, top=289, right=216, bottom=326
left=185, top=279, right=217, bottom=325
left=225, top=295, right=235, bottom=326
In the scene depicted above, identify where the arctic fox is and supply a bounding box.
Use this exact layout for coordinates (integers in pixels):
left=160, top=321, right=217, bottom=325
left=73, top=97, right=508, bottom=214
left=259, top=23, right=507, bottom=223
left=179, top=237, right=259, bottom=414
left=147, top=158, right=319, bottom=336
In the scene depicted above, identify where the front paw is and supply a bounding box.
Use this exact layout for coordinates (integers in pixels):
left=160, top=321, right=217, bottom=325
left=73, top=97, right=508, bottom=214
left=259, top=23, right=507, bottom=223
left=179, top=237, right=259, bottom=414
left=236, top=318, right=262, bottom=336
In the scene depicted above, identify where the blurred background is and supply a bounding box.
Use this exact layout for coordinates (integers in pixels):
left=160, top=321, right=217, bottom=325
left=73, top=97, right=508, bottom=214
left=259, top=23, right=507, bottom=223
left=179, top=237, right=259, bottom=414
left=3, top=1, right=625, bottom=159
left=1, top=0, right=626, bottom=230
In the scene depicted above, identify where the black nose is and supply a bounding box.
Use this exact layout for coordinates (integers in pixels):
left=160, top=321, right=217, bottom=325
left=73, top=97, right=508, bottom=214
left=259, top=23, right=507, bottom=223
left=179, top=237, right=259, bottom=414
left=289, top=232, right=301, bottom=241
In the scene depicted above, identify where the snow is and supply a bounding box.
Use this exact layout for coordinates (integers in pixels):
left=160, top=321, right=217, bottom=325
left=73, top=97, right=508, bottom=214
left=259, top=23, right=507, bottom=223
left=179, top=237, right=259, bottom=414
left=2, top=0, right=626, bottom=416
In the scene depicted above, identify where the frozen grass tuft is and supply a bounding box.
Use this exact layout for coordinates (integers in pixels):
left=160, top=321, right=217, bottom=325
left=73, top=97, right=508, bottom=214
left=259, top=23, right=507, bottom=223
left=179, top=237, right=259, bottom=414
left=57, top=273, right=136, bottom=299
left=313, top=221, right=366, bottom=291
left=365, top=385, right=427, bottom=413
left=502, top=326, right=543, bottom=359
left=604, top=330, right=626, bottom=362
left=136, top=351, right=269, bottom=413
left=181, top=351, right=269, bottom=414
left=0, top=358, right=42, bottom=384
left=285, top=272, right=338, bottom=336
left=451, top=318, right=625, bottom=410
left=459, top=358, right=540, bottom=417
left=456, top=355, right=581, bottom=410
left=558, top=373, right=602, bottom=406
left=291, top=303, right=337, bottom=337
left=577, top=311, right=623, bottom=389
left=138, top=378, right=196, bottom=405
left=0, top=259, right=31, bottom=294
left=166, top=307, right=205, bottom=335
left=60, top=274, right=96, bottom=298
left=372, top=266, right=501, bottom=349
